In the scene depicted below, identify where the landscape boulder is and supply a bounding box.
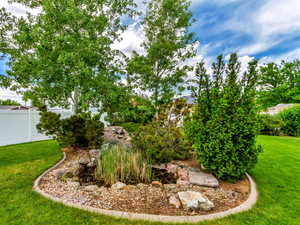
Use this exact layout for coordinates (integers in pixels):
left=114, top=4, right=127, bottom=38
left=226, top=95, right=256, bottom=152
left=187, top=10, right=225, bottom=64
left=178, top=191, right=214, bottom=211
left=104, top=126, right=132, bottom=147
left=188, top=168, right=219, bottom=188
left=53, top=169, right=66, bottom=180
left=111, top=182, right=126, bottom=190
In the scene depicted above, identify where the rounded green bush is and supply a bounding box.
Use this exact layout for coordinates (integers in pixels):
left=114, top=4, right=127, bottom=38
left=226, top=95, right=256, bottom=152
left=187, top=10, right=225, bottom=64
left=280, top=105, right=300, bottom=137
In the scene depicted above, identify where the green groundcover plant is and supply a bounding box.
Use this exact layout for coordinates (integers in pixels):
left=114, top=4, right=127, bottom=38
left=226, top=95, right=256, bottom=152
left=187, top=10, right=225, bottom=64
left=185, top=54, right=262, bottom=181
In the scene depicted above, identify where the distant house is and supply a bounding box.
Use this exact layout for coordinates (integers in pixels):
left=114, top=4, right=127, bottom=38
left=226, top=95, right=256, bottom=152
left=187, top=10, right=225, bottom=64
left=0, top=105, right=35, bottom=110
left=0, top=105, right=19, bottom=110
left=261, top=104, right=295, bottom=115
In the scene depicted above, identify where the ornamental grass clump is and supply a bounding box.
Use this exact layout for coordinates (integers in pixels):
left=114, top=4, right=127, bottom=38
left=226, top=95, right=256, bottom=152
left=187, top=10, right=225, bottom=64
left=185, top=54, right=262, bottom=182
left=95, top=145, right=152, bottom=186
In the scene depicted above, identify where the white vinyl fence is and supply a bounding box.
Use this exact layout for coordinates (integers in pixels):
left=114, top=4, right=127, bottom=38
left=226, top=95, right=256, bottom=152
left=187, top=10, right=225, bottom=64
left=0, top=109, right=72, bottom=147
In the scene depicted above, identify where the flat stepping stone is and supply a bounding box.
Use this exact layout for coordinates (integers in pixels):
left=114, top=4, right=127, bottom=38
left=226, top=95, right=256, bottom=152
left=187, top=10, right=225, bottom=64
left=188, top=168, right=219, bottom=188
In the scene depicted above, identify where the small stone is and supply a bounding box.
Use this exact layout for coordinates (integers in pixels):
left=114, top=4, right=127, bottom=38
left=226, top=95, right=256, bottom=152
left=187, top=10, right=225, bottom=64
left=115, top=128, right=125, bottom=135
left=166, top=163, right=179, bottom=174
left=87, top=158, right=97, bottom=168
left=164, top=184, right=177, bottom=190
left=177, top=168, right=188, bottom=181
left=84, top=185, right=99, bottom=192
left=122, top=185, right=136, bottom=191
left=169, top=195, right=181, bottom=208
left=176, top=179, right=190, bottom=186
left=137, top=183, right=148, bottom=189
left=89, top=149, right=100, bottom=159
left=188, top=168, right=219, bottom=188
left=151, top=181, right=163, bottom=187
left=79, top=157, right=90, bottom=165
left=178, top=191, right=214, bottom=211
left=53, top=169, right=66, bottom=180
left=111, top=182, right=126, bottom=190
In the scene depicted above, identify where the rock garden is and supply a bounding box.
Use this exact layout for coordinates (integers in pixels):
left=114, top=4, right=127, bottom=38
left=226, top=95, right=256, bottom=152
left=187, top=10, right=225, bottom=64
left=34, top=53, right=262, bottom=219
left=38, top=126, right=251, bottom=216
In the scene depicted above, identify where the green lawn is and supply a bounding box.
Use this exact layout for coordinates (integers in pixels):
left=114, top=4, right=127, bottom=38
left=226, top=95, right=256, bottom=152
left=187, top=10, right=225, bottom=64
left=0, top=136, right=299, bottom=225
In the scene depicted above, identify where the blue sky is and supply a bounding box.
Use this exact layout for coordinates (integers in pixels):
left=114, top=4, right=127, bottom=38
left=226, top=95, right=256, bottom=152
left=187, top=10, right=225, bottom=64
left=189, top=0, right=300, bottom=61
left=1, top=0, right=300, bottom=100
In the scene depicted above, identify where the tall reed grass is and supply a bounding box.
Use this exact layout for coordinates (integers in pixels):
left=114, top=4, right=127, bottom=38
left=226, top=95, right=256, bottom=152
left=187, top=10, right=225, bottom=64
left=95, top=145, right=152, bottom=186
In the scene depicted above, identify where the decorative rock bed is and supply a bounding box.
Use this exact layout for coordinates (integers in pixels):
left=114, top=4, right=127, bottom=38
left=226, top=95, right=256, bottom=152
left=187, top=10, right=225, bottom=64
left=33, top=148, right=258, bottom=223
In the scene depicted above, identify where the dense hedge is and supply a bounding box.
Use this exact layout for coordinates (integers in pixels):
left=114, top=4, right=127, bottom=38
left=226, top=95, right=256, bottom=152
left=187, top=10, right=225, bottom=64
left=185, top=54, right=262, bottom=181
left=280, top=105, right=300, bottom=137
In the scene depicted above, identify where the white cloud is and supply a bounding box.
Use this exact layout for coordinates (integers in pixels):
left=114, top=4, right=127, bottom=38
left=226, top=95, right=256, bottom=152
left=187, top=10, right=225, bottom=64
left=0, top=88, right=24, bottom=104
left=257, top=0, right=300, bottom=37
left=112, top=23, right=145, bottom=56
left=237, top=0, right=300, bottom=56
left=0, top=0, right=40, bottom=17
left=260, top=47, right=300, bottom=64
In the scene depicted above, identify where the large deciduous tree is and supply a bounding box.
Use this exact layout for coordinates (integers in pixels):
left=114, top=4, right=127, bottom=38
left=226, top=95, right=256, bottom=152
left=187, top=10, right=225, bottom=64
left=257, top=60, right=300, bottom=109
left=127, top=0, right=195, bottom=108
left=0, top=0, right=135, bottom=113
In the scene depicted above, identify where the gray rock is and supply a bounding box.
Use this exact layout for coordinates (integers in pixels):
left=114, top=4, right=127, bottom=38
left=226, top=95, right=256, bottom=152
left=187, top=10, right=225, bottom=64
left=65, top=163, right=83, bottom=177
left=53, top=169, right=66, bottom=179
left=188, top=168, right=219, bottom=188
left=87, top=158, right=97, bottom=168
left=111, top=182, right=126, bottom=190
left=152, top=164, right=167, bottom=170
left=79, top=157, right=90, bottom=165
left=166, top=163, right=179, bottom=174
left=178, top=191, right=214, bottom=211
left=169, top=195, right=181, bottom=208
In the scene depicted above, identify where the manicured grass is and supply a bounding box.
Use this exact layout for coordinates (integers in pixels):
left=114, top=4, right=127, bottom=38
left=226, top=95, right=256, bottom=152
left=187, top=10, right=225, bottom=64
left=0, top=136, right=299, bottom=225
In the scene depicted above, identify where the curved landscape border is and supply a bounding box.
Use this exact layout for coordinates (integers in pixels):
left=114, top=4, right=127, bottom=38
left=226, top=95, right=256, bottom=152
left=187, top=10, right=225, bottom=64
left=33, top=152, right=258, bottom=223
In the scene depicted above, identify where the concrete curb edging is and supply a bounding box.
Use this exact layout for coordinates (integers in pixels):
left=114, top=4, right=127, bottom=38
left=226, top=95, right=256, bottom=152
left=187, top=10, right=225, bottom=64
left=33, top=153, right=258, bottom=223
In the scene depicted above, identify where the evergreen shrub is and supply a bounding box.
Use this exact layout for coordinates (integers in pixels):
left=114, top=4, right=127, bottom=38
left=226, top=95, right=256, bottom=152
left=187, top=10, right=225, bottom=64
left=184, top=54, right=262, bottom=181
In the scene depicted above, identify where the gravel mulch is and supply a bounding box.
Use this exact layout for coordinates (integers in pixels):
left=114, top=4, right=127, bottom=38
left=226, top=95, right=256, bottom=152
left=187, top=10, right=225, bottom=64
left=39, top=151, right=250, bottom=216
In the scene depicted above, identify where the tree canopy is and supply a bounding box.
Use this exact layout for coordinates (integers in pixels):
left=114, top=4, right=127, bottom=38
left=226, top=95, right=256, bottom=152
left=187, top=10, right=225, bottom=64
left=0, top=0, right=136, bottom=113
left=257, top=60, right=300, bottom=109
left=0, top=99, right=20, bottom=106
left=127, top=0, right=195, bottom=108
